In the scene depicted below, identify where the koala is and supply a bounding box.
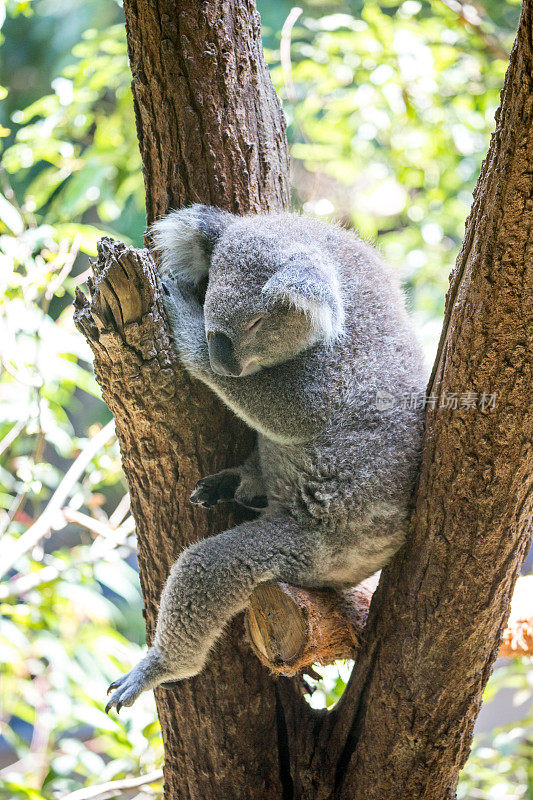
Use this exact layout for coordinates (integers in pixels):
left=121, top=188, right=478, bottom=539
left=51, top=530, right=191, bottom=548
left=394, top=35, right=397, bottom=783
left=106, top=206, right=427, bottom=713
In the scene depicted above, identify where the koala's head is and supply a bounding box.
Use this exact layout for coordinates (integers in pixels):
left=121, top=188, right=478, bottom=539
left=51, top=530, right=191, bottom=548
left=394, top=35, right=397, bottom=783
left=151, top=205, right=344, bottom=377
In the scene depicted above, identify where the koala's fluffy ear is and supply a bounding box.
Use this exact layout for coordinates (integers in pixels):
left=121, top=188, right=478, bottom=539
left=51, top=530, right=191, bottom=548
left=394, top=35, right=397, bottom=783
left=150, top=205, right=232, bottom=285
left=262, top=250, right=345, bottom=341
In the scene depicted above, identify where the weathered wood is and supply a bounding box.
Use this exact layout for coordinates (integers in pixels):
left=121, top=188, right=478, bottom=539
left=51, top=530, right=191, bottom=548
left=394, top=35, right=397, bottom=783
left=245, top=577, right=533, bottom=675
left=75, top=237, right=289, bottom=800
left=245, top=579, right=377, bottom=675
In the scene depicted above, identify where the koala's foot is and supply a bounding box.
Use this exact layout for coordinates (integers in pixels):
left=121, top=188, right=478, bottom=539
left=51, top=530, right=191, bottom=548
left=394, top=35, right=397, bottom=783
left=106, top=649, right=168, bottom=715
left=106, top=671, right=145, bottom=714
left=190, top=470, right=241, bottom=508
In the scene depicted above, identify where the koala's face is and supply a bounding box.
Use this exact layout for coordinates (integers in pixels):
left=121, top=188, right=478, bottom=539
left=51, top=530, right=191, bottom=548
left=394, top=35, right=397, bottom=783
left=203, top=268, right=315, bottom=377
left=151, top=206, right=345, bottom=378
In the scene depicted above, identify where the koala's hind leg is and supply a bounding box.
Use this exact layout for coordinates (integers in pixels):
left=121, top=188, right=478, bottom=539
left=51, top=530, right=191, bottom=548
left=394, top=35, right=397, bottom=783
left=190, top=447, right=267, bottom=511
left=105, top=515, right=319, bottom=713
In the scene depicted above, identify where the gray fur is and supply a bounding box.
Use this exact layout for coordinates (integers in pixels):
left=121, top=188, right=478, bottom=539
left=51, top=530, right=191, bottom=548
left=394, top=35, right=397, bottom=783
left=106, top=207, right=427, bottom=713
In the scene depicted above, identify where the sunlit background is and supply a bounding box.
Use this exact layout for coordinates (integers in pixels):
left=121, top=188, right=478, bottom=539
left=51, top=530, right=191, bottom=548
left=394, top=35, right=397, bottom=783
left=1, top=0, right=531, bottom=798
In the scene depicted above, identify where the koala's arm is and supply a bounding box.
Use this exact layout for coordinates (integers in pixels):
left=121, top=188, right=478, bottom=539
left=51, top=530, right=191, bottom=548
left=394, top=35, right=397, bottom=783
left=190, top=445, right=267, bottom=510
left=105, top=514, right=318, bottom=712
left=162, top=280, right=321, bottom=442
left=161, top=279, right=208, bottom=369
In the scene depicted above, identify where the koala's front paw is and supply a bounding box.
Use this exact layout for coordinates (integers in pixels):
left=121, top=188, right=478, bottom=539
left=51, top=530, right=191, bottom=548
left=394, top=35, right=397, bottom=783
left=106, top=668, right=147, bottom=714
left=190, top=471, right=241, bottom=508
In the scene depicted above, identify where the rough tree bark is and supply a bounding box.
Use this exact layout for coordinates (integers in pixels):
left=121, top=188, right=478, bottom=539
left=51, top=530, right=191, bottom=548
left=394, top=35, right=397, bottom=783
left=74, top=1, right=532, bottom=799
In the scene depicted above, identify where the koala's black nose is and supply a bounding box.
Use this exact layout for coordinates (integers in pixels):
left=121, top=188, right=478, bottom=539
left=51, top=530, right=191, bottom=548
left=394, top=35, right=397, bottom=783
left=208, top=332, right=241, bottom=376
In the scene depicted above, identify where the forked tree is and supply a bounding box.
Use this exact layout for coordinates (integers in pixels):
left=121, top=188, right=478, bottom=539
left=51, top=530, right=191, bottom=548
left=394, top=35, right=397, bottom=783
left=74, top=1, right=532, bottom=798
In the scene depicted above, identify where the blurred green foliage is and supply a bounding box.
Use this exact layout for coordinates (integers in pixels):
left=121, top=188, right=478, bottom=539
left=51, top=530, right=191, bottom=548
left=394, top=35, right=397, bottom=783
left=0, top=205, right=163, bottom=797
left=0, top=0, right=530, bottom=798
left=459, top=662, right=533, bottom=799
left=264, top=0, right=517, bottom=360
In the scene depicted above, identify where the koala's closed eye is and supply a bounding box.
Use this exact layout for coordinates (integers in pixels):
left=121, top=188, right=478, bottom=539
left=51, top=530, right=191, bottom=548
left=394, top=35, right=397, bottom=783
left=245, top=315, right=265, bottom=334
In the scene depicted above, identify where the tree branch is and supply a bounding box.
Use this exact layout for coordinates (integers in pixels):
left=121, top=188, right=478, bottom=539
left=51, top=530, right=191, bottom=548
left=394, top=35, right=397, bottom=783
left=0, top=420, right=115, bottom=578
left=245, top=576, right=533, bottom=675
left=74, top=233, right=287, bottom=799
left=499, top=576, right=533, bottom=658
left=61, top=769, right=163, bottom=800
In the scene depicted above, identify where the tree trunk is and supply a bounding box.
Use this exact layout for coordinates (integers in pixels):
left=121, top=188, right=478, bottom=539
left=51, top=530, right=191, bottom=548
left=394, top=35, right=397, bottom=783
left=78, top=2, right=291, bottom=798
left=75, top=1, right=533, bottom=799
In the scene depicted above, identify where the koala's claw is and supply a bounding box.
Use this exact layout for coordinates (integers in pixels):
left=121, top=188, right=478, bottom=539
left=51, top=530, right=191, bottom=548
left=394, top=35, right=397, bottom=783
left=107, top=674, right=128, bottom=694
left=105, top=670, right=145, bottom=715
left=189, top=482, right=216, bottom=508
